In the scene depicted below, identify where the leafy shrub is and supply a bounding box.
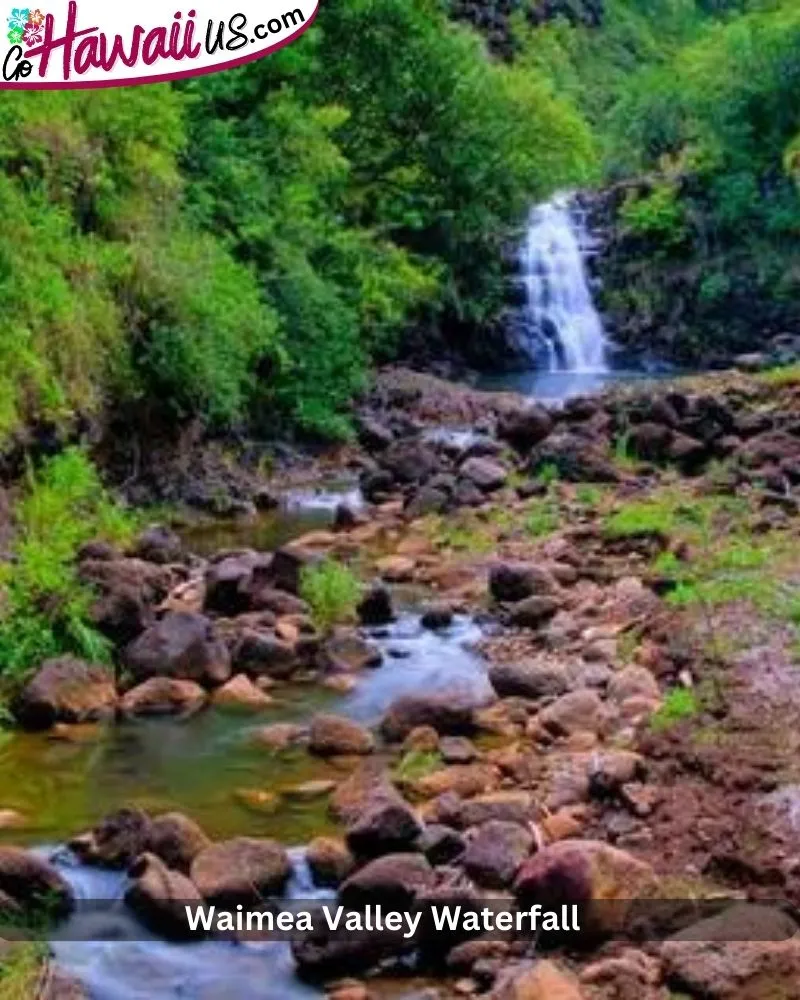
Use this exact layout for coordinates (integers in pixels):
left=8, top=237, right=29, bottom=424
left=299, top=561, right=362, bottom=632
left=650, top=687, right=698, bottom=731
left=0, top=449, right=137, bottom=679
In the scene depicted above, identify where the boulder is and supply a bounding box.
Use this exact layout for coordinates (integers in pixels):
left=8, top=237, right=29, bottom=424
left=69, top=807, right=151, bottom=868
left=381, top=441, right=440, bottom=485
left=120, top=677, right=207, bottom=718
left=514, top=840, right=656, bottom=935
left=0, top=847, right=73, bottom=918
left=538, top=690, right=607, bottom=736
left=252, top=722, right=305, bottom=751
left=269, top=545, right=322, bottom=595
left=204, top=553, right=264, bottom=615
left=439, top=736, right=478, bottom=765
left=489, top=659, right=568, bottom=701
left=414, top=763, right=498, bottom=800
left=491, top=960, right=585, bottom=1000
left=380, top=695, right=477, bottom=742
left=190, top=837, right=292, bottom=906
left=508, top=596, right=562, bottom=628
left=405, top=486, right=449, bottom=518
left=417, top=824, right=466, bottom=865
left=459, top=792, right=537, bottom=829
left=232, top=629, right=298, bottom=679
left=357, top=416, right=395, bottom=452
left=490, top=564, right=557, bottom=603
left=211, top=673, right=273, bottom=711
left=628, top=423, right=674, bottom=462
left=13, top=657, right=117, bottom=730
left=607, top=666, right=661, bottom=704
left=80, top=557, right=172, bottom=644
left=588, top=752, right=646, bottom=798
left=498, top=406, right=554, bottom=451
left=346, top=799, right=423, bottom=858
left=531, top=432, right=619, bottom=483
left=660, top=937, right=800, bottom=1000
left=125, top=852, right=204, bottom=939
left=357, top=584, right=394, bottom=626
left=329, top=761, right=405, bottom=824
left=132, top=525, right=183, bottom=565
left=146, top=812, right=211, bottom=874
left=308, top=714, right=375, bottom=757
left=339, top=853, right=434, bottom=908
left=124, top=612, right=231, bottom=686
left=320, top=630, right=383, bottom=673
left=463, top=820, right=534, bottom=889
left=420, top=602, right=455, bottom=630
left=307, top=837, right=355, bottom=888
left=459, top=457, right=508, bottom=493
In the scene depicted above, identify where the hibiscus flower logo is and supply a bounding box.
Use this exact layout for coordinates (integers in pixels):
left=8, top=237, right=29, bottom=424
left=27, top=6, right=43, bottom=24
left=22, top=18, right=41, bottom=43
left=7, top=7, right=29, bottom=30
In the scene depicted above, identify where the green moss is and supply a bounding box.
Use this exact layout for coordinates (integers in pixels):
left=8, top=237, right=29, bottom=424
left=650, top=687, right=699, bottom=731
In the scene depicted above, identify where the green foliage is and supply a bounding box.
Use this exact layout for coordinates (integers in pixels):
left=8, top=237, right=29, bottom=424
left=650, top=686, right=698, bottom=731
left=525, top=496, right=560, bottom=538
left=394, top=749, right=443, bottom=783
left=619, top=182, right=687, bottom=245
left=0, top=449, right=136, bottom=679
left=0, top=942, right=46, bottom=1000
left=299, top=561, right=362, bottom=632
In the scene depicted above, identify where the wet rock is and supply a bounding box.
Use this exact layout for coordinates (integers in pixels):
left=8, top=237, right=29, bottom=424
left=191, top=837, right=292, bottom=905
left=514, top=841, right=656, bottom=934
left=132, top=525, right=183, bottom=565
left=232, top=628, right=298, bottom=680
left=125, top=852, right=204, bottom=939
left=417, top=824, right=466, bottom=865
left=340, top=853, right=434, bottom=908
left=246, top=586, right=309, bottom=617
left=293, top=932, right=397, bottom=982
left=508, top=596, right=562, bottom=628
left=70, top=807, right=152, bottom=868
left=381, top=695, right=478, bottom=742
left=251, top=722, right=305, bottom=751
left=498, top=406, right=554, bottom=451
left=309, top=714, right=375, bottom=757
left=0, top=847, right=73, bottom=918
left=489, top=659, right=569, bottom=701
left=346, top=799, right=423, bottom=858
left=13, top=656, right=117, bottom=730
left=147, top=812, right=211, bottom=874
left=459, top=457, right=508, bottom=493
left=211, top=673, right=273, bottom=711
left=463, top=820, right=534, bottom=889
left=124, top=612, right=231, bottom=687
left=321, top=630, right=383, bottom=673
left=120, top=677, right=207, bottom=718
left=421, top=602, right=455, bottom=630
left=538, top=690, right=607, bottom=737
left=357, top=584, right=394, bottom=625
left=490, top=564, right=557, bottom=603
left=307, top=837, right=355, bottom=888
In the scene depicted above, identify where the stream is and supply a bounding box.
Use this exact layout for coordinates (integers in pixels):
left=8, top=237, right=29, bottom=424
left=3, top=194, right=638, bottom=997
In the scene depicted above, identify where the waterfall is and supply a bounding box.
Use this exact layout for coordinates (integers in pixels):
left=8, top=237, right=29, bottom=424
left=519, top=193, right=608, bottom=373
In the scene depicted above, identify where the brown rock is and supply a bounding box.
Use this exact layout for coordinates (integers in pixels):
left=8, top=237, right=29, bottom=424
left=381, top=694, right=478, bottom=742
left=346, top=799, right=422, bottom=858
left=0, top=847, right=73, bottom=917
left=125, top=852, right=204, bottom=939
left=13, top=657, right=117, bottom=730
left=376, top=555, right=416, bottom=583
left=70, top=807, right=151, bottom=868
left=252, top=722, right=305, bottom=751
left=490, top=564, right=557, bottom=603
left=538, top=690, right=607, bottom=737
left=191, top=837, right=292, bottom=905
left=124, top=612, right=231, bottom=686
left=307, top=837, right=355, bottom=888
left=120, top=677, right=207, bottom=718
left=340, top=853, right=434, bottom=908
left=415, top=764, right=498, bottom=800
left=211, top=673, right=273, bottom=711
left=463, top=821, right=534, bottom=889
left=147, top=812, right=211, bottom=874
left=309, top=714, right=375, bottom=757
left=491, top=960, right=585, bottom=1000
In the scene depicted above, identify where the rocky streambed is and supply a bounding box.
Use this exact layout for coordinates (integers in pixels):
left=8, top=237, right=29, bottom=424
left=6, top=366, right=800, bottom=1000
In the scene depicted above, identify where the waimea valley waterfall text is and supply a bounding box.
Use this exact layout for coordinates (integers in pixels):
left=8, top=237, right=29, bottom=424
left=183, top=903, right=582, bottom=938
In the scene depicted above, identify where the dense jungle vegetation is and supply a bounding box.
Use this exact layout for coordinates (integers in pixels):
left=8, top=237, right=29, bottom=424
left=2, top=0, right=800, bottom=448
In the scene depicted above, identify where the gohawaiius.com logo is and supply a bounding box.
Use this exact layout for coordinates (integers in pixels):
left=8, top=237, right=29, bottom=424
left=1, top=0, right=318, bottom=88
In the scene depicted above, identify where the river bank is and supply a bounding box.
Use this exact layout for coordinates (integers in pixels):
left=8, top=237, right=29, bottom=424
left=5, top=364, right=800, bottom=999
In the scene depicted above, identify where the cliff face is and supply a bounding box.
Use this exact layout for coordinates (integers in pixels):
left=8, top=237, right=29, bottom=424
left=449, top=0, right=604, bottom=57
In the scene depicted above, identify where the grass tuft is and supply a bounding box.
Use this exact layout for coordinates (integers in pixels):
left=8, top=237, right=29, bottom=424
left=299, top=561, right=362, bottom=632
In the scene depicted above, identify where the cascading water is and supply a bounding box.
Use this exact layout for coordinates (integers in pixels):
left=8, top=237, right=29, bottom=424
left=519, top=193, right=608, bottom=373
